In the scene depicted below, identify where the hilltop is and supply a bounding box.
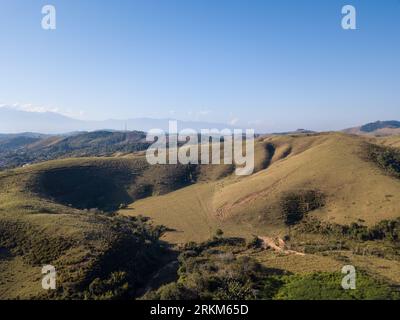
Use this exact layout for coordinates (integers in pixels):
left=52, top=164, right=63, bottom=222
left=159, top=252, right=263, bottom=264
left=1, top=131, right=400, bottom=299
left=344, top=120, right=400, bottom=137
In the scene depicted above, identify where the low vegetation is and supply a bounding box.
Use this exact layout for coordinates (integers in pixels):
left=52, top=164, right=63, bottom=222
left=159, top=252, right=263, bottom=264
left=2, top=132, right=400, bottom=299
left=142, top=236, right=399, bottom=300
left=142, top=237, right=281, bottom=300
left=298, top=218, right=400, bottom=242
left=365, top=143, right=400, bottom=179
left=293, top=218, right=400, bottom=262
left=275, top=272, right=399, bottom=300
left=0, top=214, right=171, bottom=300
left=0, top=219, right=72, bottom=265
left=281, top=190, right=325, bottom=226
left=76, top=216, right=171, bottom=300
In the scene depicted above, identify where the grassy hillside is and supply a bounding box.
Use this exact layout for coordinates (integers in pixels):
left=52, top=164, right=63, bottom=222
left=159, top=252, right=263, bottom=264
left=121, top=133, right=400, bottom=297
left=0, top=157, right=195, bottom=299
left=123, top=133, right=400, bottom=243
left=1, top=132, right=400, bottom=299
left=375, top=135, right=400, bottom=149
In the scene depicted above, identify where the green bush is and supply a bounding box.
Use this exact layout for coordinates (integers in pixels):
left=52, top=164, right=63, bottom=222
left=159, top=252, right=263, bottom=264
left=145, top=238, right=283, bottom=300
left=365, top=144, right=400, bottom=179
left=247, top=236, right=262, bottom=249
left=275, top=272, right=399, bottom=300
left=298, top=218, right=400, bottom=242
left=143, top=283, right=198, bottom=300
left=281, top=190, right=325, bottom=226
left=86, top=272, right=130, bottom=300
left=214, top=279, right=255, bottom=300
left=215, top=229, right=224, bottom=237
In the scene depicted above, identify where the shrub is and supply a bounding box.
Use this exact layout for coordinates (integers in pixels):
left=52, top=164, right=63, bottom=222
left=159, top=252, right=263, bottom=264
left=281, top=190, right=325, bottom=226
left=297, top=217, right=400, bottom=242
left=214, top=279, right=255, bottom=300
left=365, top=144, right=400, bottom=179
left=215, top=229, right=224, bottom=237
left=275, top=272, right=399, bottom=300
left=146, top=238, right=280, bottom=300
left=247, top=236, right=262, bottom=249
left=143, top=283, right=198, bottom=300
left=86, top=272, right=129, bottom=300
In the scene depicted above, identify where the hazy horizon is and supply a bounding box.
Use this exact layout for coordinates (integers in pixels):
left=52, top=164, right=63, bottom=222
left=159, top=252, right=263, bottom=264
left=1, top=0, right=400, bottom=132
left=1, top=104, right=398, bottom=135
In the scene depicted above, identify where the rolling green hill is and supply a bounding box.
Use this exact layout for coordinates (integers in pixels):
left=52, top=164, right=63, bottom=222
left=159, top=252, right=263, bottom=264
left=0, top=157, right=192, bottom=299
left=1, top=132, right=400, bottom=299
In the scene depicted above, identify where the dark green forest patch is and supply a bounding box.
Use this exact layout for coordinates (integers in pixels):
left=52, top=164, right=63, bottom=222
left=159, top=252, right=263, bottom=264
left=281, top=190, right=326, bottom=226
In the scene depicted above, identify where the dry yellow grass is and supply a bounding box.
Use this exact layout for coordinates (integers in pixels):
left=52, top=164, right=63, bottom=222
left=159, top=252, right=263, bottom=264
left=122, top=133, right=400, bottom=244
left=250, top=250, right=343, bottom=274
left=374, top=135, right=400, bottom=149
left=0, top=255, right=42, bottom=299
left=214, top=133, right=400, bottom=225
left=2, top=132, right=400, bottom=298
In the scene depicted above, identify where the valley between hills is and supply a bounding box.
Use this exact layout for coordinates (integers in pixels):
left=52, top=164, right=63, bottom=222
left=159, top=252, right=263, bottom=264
left=1, top=130, right=400, bottom=299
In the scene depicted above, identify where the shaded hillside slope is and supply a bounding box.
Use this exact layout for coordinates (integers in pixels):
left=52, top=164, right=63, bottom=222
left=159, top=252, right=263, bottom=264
left=0, top=157, right=200, bottom=299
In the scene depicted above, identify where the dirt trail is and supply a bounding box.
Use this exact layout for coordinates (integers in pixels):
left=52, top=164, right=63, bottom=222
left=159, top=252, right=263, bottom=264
left=259, top=236, right=305, bottom=256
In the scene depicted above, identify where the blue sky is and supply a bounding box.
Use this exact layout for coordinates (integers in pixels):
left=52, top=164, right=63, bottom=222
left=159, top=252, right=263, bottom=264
left=0, top=0, right=399, bottom=132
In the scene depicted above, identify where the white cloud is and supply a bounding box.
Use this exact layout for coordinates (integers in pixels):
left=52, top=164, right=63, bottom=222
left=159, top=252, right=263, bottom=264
left=0, top=103, right=60, bottom=114
left=0, top=103, right=85, bottom=119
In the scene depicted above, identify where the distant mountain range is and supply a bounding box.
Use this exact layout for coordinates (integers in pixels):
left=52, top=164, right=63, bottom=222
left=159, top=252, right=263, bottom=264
left=343, top=120, right=400, bottom=136
left=1, top=106, right=400, bottom=138
left=0, top=130, right=150, bottom=169
left=0, top=107, right=236, bottom=134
